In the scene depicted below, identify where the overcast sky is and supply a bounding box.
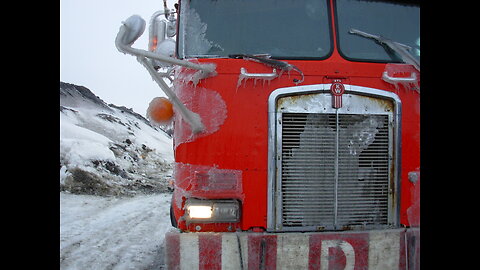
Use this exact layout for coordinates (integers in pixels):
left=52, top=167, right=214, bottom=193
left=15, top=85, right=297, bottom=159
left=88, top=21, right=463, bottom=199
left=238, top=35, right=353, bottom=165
left=60, top=0, right=177, bottom=117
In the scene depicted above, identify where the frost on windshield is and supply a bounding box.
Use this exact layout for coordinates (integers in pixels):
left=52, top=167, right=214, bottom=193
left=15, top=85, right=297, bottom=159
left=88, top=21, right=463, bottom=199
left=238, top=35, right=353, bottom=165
left=184, top=8, right=212, bottom=55
left=182, top=7, right=223, bottom=57
left=179, top=0, right=331, bottom=59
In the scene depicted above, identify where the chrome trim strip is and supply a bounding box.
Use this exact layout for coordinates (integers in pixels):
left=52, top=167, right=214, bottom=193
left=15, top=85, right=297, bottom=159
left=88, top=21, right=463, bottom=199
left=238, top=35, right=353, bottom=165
left=334, top=109, right=339, bottom=228
left=267, top=84, right=402, bottom=232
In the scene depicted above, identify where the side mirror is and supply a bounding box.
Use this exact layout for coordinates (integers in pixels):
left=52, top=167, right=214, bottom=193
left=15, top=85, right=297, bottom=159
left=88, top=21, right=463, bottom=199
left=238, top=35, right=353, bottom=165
left=149, top=10, right=176, bottom=68
left=148, top=14, right=166, bottom=52
left=116, top=8, right=213, bottom=135
left=121, top=15, right=146, bottom=46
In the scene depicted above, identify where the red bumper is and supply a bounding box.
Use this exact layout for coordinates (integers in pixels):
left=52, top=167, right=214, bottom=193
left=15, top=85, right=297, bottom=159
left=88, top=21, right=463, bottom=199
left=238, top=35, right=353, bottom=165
left=165, top=228, right=420, bottom=269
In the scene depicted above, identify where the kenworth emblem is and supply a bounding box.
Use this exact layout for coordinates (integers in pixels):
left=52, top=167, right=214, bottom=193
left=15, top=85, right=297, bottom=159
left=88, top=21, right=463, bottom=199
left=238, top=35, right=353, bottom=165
left=330, top=80, right=345, bottom=109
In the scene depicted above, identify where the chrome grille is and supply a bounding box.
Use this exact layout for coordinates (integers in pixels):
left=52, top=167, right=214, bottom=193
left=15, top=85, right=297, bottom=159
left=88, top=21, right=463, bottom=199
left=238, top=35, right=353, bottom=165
left=281, top=113, right=391, bottom=229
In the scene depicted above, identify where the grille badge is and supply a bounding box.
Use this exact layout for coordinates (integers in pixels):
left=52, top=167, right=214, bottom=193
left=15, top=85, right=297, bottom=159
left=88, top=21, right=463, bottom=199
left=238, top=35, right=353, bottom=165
left=330, top=80, right=345, bottom=109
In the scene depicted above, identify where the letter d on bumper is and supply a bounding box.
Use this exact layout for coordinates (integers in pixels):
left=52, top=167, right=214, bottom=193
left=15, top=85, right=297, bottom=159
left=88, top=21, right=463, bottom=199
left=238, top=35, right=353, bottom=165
left=165, top=228, right=419, bottom=269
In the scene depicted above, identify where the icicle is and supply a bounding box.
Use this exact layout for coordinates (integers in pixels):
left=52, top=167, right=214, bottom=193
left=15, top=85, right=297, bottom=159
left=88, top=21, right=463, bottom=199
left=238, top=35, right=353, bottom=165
left=382, top=64, right=420, bottom=93
left=230, top=54, right=304, bottom=85
left=236, top=67, right=278, bottom=89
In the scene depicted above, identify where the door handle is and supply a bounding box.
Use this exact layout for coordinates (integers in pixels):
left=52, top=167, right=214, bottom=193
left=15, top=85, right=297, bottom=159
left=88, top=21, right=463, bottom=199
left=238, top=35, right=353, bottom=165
left=382, top=71, right=417, bottom=83
left=240, top=67, right=278, bottom=79
left=237, top=67, right=278, bottom=88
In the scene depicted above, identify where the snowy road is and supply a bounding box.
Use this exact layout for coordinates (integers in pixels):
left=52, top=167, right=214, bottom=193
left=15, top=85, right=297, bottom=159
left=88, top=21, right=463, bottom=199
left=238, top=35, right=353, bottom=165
left=60, top=192, right=174, bottom=270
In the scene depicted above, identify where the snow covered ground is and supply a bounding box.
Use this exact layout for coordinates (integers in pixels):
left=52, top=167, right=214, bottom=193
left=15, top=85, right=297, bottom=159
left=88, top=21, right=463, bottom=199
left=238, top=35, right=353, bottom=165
left=60, top=192, right=174, bottom=270
left=60, top=82, right=176, bottom=269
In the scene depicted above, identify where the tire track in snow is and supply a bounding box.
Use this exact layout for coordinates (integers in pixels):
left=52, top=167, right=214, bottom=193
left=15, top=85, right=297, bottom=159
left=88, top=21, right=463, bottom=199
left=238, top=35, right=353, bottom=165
left=60, top=192, right=174, bottom=270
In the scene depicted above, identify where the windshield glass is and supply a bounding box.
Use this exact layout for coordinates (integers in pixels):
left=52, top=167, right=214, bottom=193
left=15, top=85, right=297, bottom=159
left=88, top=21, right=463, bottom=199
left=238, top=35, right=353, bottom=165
left=178, top=0, right=332, bottom=59
left=335, top=0, right=419, bottom=63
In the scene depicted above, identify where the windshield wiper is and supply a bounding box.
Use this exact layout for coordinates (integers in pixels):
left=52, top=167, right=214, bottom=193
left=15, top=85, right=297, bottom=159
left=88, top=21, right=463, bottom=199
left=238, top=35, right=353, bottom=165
left=229, top=54, right=304, bottom=84
left=349, top=28, right=420, bottom=71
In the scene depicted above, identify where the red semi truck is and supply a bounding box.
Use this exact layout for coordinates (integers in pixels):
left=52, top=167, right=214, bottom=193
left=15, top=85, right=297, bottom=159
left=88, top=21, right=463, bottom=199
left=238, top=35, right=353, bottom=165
left=116, top=0, right=420, bottom=269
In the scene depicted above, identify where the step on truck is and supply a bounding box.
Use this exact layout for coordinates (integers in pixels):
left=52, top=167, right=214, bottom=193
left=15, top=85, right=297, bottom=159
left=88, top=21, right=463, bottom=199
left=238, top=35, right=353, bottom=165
left=115, top=0, right=420, bottom=269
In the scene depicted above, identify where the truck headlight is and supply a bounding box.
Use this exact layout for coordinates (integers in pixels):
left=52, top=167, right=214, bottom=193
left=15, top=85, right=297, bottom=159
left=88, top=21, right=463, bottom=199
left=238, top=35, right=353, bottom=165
left=185, top=199, right=241, bottom=223
left=188, top=205, right=213, bottom=219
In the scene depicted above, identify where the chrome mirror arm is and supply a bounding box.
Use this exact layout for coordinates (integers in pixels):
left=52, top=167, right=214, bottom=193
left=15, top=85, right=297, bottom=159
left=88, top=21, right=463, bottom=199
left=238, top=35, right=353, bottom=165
left=115, top=15, right=209, bottom=134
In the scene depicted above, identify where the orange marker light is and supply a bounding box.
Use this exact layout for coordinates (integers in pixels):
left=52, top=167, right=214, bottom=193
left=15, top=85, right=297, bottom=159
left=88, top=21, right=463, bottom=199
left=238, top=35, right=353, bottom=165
left=147, top=97, right=174, bottom=124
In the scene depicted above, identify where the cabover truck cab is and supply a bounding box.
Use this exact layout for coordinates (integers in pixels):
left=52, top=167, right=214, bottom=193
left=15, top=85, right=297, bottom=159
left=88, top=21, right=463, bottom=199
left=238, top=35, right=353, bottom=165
left=116, top=0, right=420, bottom=269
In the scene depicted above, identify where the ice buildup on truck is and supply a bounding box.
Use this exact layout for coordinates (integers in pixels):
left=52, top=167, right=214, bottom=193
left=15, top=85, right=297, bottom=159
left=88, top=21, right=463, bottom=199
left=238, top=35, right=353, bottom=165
left=116, top=1, right=420, bottom=269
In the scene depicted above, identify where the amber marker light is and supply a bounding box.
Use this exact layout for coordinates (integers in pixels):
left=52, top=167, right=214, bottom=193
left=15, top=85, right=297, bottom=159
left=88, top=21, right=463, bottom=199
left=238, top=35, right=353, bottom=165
left=146, top=97, right=174, bottom=124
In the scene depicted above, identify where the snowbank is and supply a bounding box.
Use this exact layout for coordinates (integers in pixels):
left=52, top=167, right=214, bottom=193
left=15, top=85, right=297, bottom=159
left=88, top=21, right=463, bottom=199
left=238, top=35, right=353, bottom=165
left=60, top=82, right=174, bottom=196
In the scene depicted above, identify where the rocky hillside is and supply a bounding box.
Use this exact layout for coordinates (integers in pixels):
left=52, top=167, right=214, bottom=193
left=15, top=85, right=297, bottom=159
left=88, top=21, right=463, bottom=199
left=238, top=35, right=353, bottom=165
left=60, top=81, right=174, bottom=196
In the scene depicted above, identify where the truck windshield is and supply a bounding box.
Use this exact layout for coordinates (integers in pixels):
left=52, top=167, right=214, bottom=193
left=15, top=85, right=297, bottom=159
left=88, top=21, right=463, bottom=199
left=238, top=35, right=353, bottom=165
left=335, top=0, right=420, bottom=63
left=178, top=0, right=332, bottom=59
